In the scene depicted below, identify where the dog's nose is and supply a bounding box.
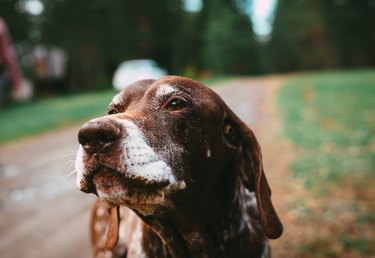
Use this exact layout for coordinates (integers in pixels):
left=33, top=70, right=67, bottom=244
left=78, top=119, right=122, bottom=154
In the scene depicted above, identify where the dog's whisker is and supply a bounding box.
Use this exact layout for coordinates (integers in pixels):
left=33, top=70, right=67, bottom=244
left=63, top=159, right=76, bottom=166
left=66, top=169, right=77, bottom=179
left=59, top=151, right=78, bottom=161
left=59, top=168, right=77, bottom=182
left=54, top=161, right=77, bottom=182
left=64, top=161, right=76, bottom=173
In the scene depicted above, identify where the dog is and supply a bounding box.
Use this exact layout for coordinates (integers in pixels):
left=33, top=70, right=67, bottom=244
left=75, top=76, right=283, bottom=258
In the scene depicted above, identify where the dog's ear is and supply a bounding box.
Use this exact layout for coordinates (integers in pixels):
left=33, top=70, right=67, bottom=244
left=224, top=107, right=283, bottom=239
left=90, top=200, right=120, bottom=255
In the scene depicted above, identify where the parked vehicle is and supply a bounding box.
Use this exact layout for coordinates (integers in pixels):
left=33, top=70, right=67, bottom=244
left=112, top=59, right=167, bottom=90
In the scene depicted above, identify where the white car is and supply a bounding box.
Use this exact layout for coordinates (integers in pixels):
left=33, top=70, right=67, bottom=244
left=112, top=59, right=167, bottom=91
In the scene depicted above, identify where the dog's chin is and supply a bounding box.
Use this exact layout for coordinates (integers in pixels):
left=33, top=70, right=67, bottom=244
left=91, top=167, right=170, bottom=214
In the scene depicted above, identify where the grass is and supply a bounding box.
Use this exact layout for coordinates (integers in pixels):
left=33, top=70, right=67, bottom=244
left=279, top=69, right=375, bottom=187
left=0, top=89, right=116, bottom=144
left=279, top=69, right=375, bottom=148
left=278, top=69, right=375, bottom=256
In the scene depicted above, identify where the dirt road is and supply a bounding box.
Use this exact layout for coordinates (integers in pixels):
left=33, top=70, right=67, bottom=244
left=0, top=126, right=96, bottom=258
left=0, top=77, right=284, bottom=258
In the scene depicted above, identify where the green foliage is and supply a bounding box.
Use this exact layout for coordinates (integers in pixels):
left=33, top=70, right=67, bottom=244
left=200, top=0, right=260, bottom=74
left=42, top=0, right=186, bottom=90
left=0, top=89, right=116, bottom=144
left=267, top=0, right=337, bottom=72
left=279, top=69, right=375, bottom=188
left=4, top=0, right=375, bottom=93
left=267, top=0, right=375, bottom=72
left=322, top=0, right=375, bottom=67
left=0, top=1, right=30, bottom=42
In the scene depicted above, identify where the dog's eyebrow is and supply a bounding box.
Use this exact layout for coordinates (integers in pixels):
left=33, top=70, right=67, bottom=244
left=155, top=84, right=178, bottom=99
left=111, top=93, right=123, bottom=106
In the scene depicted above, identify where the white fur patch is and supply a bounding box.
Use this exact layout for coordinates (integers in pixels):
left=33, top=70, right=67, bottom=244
left=129, top=221, right=146, bottom=258
left=111, top=93, right=123, bottom=105
left=155, top=84, right=177, bottom=99
left=75, top=146, right=85, bottom=188
left=239, top=188, right=255, bottom=233
left=120, top=120, right=177, bottom=184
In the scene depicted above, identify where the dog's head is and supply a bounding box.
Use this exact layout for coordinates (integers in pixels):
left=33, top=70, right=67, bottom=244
left=75, top=76, right=282, bottom=239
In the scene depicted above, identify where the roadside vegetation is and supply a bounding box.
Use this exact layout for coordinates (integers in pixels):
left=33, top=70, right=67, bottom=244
left=278, top=69, right=375, bottom=256
left=0, top=90, right=115, bottom=144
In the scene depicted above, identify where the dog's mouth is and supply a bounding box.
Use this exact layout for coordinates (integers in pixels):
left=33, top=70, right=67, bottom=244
left=80, top=166, right=171, bottom=208
left=91, top=166, right=170, bottom=191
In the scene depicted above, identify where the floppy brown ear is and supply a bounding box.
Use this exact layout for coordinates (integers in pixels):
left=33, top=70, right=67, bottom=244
left=90, top=200, right=120, bottom=255
left=224, top=108, right=283, bottom=239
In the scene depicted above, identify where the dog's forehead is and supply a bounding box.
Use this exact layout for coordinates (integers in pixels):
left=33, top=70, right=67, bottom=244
left=110, top=76, right=221, bottom=109
left=111, top=92, right=123, bottom=105
left=150, top=76, right=218, bottom=100
left=110, top=79, right=155, bottom=106
left=154, top=84, right=178, bottom=98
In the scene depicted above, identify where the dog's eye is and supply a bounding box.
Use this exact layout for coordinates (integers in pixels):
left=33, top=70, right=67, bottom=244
left=108, top=109, right=118, bottom=115
left=165, top=98, right=186, bottom=111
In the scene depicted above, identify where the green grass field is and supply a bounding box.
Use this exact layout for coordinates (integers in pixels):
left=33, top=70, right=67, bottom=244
left=279, top=69, right=375, bottom=189
left=278, top=69, right=375, bottom=256
left=0, top=90, right=116, bottom=144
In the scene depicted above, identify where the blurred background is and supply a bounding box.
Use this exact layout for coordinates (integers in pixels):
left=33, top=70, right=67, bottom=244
left=0, top=0, right=374, bottom=257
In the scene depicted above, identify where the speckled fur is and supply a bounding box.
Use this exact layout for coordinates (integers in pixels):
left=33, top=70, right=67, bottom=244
left=76, top=76, right=282, bottom=258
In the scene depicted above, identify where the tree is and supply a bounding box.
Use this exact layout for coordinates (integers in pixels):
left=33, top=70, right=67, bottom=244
left=0, top=0, right=30, bottom=42
left=199, top=0, right=261, bottom=75
left=267, top=0, right=375, bottom=72
left=267, top=0, right=337, bottom=72
left=322, top=0, right=375, bottom=67
left=42, top=0, right=185, bottom=91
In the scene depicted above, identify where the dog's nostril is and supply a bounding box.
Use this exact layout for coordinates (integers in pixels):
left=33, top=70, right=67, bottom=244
left=78, top=120, right=122, bottom=154
left=78, top=134, right=90, bottom=146
left=96, top=129, right=120, bottom=144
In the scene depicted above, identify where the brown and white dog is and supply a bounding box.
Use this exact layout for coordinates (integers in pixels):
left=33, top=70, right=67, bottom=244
left=75, top=76, right=283, bottom=258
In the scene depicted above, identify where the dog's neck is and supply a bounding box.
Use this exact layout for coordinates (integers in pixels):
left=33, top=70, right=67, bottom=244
left=137, top=174, right=267, bottom=258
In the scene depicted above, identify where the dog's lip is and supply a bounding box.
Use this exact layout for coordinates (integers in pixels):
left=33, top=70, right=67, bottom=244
left=89, top=165, right=171, bottom=192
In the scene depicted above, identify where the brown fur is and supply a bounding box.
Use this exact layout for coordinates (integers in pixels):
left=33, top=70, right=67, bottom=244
left=76, top=76, right=282, bottom=258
